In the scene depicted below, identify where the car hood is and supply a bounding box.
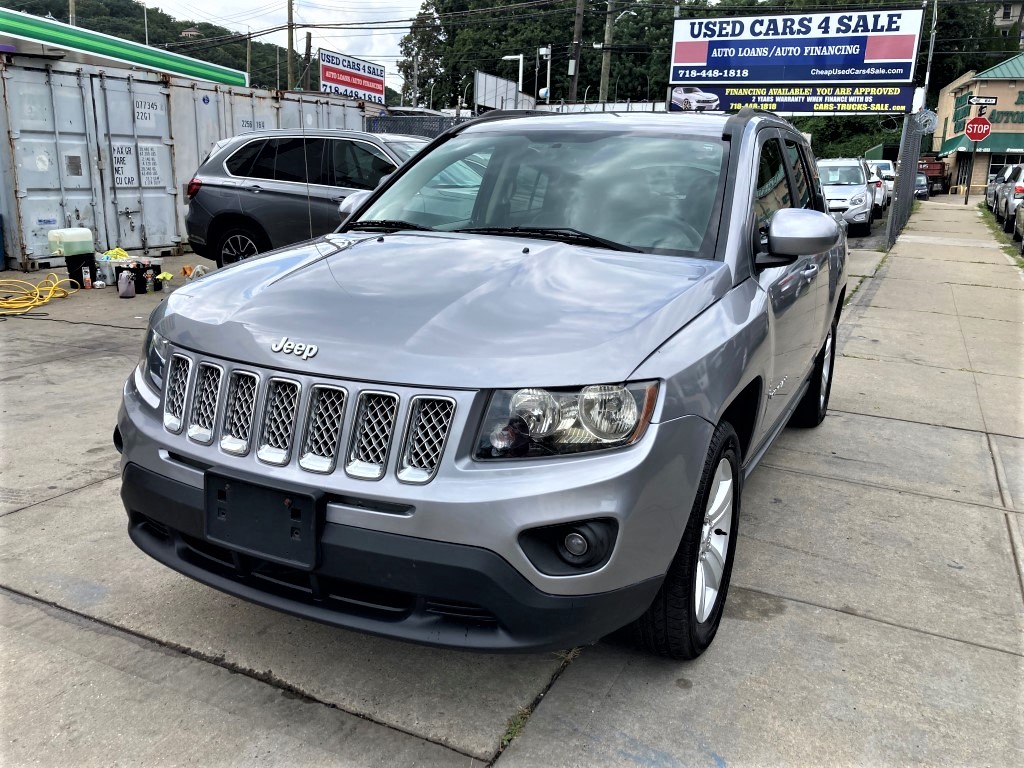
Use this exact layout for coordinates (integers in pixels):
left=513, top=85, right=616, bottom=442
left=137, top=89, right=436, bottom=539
left=821, top=183, right=866, bottom=199
left=156, top=232, right=731, bottom=389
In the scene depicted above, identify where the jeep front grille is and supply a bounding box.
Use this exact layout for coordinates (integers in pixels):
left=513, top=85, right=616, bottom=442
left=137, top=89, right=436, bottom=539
left=160, top=353, right=457, bottom=483
left=257, top=379, right=301, bottom=465
left=162, top=355, right=192, bottom=433
left=187, top=363, right=222, bottom=444
left=220, top=371, right=259, bottom=455
left=347, top=392, right=399, bottom=479
left=299, top=385, right=348, bottom=473
left=398, top=397, right=456, bottom=484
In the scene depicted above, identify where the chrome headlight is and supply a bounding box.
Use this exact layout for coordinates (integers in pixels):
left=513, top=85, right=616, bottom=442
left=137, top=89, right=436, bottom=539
left=139, top=329, right=171, bottom=392
left=474, top=381, right=658, bottom=460
left=849, top=193, right=866, bottom=206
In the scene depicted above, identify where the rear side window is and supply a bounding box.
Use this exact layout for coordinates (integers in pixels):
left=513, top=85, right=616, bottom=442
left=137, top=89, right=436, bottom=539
left=224, top=140, right=266, bottom=176
left=242, top=138, right=330, bottom=184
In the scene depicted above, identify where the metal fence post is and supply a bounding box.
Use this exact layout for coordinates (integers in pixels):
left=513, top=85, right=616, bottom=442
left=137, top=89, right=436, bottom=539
left=884, top=113, right=924, bottom=250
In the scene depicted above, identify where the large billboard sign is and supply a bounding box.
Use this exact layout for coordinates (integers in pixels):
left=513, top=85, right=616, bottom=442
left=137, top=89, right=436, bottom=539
left=668, top=84, right=917, bottom=116
left=319, top=49, right=385, bottom=105
left=670, top=10, right=923, bottom=85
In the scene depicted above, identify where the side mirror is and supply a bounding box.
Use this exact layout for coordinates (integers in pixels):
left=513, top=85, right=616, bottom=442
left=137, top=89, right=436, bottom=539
left=758, top=208, right=840, bottom=267
left=338, top=190, right=373, bottom=224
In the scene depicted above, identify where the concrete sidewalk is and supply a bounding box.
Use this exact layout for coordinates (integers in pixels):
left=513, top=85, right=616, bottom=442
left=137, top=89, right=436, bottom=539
left=1, top=205, right=1022, bottom=767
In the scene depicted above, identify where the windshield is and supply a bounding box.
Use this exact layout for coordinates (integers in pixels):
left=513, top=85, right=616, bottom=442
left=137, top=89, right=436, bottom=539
left=916, top=174, right=928, bottom=184
left=351, top=129, right=727, bottom=256
left=386, top=140, right=428, bottom=161
left=817, top=164, right=865, bottom=186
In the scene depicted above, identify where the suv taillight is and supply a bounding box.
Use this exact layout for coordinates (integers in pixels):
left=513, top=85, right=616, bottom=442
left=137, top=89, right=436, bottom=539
left=875, top=180, right=882, bottom=188
left=1014, top=182, right=1024, bottom=197
left=186, top=178, right=202, bottom=200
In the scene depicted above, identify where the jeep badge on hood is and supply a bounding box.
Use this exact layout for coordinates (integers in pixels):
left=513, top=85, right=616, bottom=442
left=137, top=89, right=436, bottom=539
left=271, top=336, right=319, bottom=360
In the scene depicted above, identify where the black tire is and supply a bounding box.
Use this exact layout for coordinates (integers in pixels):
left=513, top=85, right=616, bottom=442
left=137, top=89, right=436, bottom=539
left=790, top=311, right=839, bottom=428
left=213, top=224, right=268, bottom=268
left=1003, top=209, right=1014, bottom=233
left=631, top=422, right=741, bottom=660
left=860, top=213, right=872, bottom=237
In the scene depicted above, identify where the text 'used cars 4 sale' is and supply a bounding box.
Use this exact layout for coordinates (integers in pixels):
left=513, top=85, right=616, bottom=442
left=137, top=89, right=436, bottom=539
left=117, top=110, right=848, bottom=659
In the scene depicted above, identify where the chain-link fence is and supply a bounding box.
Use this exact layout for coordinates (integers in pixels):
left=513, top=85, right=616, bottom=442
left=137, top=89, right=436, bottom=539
left=884, top=112, right=927, bottom=250
left=363, top=115, right=474, bottom=139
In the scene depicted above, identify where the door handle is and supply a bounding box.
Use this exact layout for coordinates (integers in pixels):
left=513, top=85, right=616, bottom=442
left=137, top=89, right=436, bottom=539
left=246, top=185, right=263, bottom=193
left=800, top=264, right=819, bottom=276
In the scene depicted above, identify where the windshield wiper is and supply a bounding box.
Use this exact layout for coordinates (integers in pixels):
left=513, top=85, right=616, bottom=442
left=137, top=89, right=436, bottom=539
left=349, top=219, right=435, bottom=232
left=452, top=226, right=641, bottom=253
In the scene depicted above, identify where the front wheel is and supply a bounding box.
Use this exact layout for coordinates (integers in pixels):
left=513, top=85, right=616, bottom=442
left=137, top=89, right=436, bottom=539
left=631, top=422, right=741, bottom=660
left=790, top=313, right=838, bottom=427
left=1004, top=208, right=1015, bottom=233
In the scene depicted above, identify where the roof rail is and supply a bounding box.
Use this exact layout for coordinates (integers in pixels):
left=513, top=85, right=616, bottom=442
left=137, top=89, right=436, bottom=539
left=722, top=107, right=782, bottom=141
left=442, top=109, right=553, bottom=137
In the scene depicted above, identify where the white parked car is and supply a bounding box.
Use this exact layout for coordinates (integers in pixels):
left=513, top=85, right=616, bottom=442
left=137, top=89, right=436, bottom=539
left=870, top=162, right=895, bottom=206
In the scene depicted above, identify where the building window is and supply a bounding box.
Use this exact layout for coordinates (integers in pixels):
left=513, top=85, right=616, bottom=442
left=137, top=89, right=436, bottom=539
left=1003, top=4, right=1012, bottom=20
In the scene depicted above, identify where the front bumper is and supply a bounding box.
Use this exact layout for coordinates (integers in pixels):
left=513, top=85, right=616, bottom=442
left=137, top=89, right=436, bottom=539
left=829, top=199, right=871, bottom=224
left=118, top=358, right=714, bottom=651
left=121, top=461, right=662, bottom=651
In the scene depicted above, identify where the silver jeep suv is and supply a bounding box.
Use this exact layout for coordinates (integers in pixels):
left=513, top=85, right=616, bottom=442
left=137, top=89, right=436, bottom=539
left=118, top=110, right=847, bottom=659
left=185, top=129, right=426, bottom=266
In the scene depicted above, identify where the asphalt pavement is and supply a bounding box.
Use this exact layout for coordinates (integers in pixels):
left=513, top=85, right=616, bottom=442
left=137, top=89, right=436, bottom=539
left=1, top=201, right=1021, bottom=766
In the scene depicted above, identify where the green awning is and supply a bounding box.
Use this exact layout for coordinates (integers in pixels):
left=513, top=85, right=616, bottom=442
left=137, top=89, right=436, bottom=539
left=937, top=132, right=1024, bottom=157
left=0, top=8, right=247, bottom=86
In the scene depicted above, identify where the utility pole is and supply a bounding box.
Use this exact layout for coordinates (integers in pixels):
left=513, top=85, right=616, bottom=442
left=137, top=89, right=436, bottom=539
left=68, top=0, right=76, bottom=25
left=276, top=48, right=280, bottom=91
left=568, top=0, right=586, bottom=103
left=287, top=0, right=295, bottom=90
left=412, top=54, right=419, bottom=107
left=546, top=43, right=552, bottom=104
left=922, top=0, right=939, bottom=97
left=143, top=4, right=149, bottom=45
left=246, top=28, right=252, bottom=84
left=303, top=31, right=312, bottom=91
left=599, top=1, right=615, bottom=103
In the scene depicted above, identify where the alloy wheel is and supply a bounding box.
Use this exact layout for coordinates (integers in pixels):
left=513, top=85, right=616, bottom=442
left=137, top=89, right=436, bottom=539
left=820, top=325, right=834, bottom=410
left=222, top=234, right=259, bottom=264
left=695, top=458, right=734, bottom=623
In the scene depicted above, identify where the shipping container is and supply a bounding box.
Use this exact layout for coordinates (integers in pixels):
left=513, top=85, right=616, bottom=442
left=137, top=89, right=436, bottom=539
left=1, top=54, right=364, bottom=271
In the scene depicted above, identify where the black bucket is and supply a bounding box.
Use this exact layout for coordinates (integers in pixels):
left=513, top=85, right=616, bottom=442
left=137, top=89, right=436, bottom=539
left=65, top=253, right=97, bottom=288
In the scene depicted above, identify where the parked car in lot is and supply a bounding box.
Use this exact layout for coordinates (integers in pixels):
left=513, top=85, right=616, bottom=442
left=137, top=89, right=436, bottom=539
left=185, top=130, right=428, bottom=266
left=817, top=157, right=875, bottom=235
left=870, top=161, right=895, bottom=206
left=992, top=163, right=1024, bottom=232
left=986, top=165, right=1015, bottom=210
left=118, top=110, right=847, bottom=660
left=1014, top=200, right=1024, bottom=246
left=914, top=173, right=930, bottom=200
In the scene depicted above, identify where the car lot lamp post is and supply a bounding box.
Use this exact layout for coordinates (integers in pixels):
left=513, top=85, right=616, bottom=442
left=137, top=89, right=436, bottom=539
left=501, top=54, right=524, bottom=109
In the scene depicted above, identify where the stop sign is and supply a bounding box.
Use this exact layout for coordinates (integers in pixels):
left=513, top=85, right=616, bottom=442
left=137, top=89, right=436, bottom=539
left=965, top=116, right=992, bottom=142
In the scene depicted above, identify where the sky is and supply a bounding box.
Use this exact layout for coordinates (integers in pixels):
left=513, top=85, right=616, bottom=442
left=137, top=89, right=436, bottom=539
left=151, top=1, right=423, bottom=91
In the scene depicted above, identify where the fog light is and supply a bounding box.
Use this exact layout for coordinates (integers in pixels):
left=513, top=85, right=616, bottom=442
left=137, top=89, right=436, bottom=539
left=564, top=531, right=589, bottom=557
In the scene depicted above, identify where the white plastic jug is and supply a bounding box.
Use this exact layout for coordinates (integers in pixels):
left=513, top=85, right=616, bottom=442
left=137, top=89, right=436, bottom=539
left=117, top=270, right=136, bottom=299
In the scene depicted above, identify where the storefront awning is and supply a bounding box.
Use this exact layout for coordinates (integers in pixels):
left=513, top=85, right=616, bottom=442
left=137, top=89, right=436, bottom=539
left=0, top=8, right=247, bottom=86
left=938, top=133, right=1024, bottom=157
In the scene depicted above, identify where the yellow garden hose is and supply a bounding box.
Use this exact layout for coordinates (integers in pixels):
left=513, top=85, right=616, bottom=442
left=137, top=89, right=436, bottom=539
left=0, top=273, right=80, bottom=316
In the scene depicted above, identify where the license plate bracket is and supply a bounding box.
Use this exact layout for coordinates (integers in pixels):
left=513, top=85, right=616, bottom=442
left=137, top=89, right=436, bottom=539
left=204, top=473, right=320, bottom=570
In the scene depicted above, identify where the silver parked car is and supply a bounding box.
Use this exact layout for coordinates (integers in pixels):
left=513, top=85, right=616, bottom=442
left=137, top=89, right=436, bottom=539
left=185, top=129, right=427, bottom=266
left=816, top=158, right=875, bottom=236
left=986, top=164, right=1015, bottom=210
left=117, top=110, right=847, bottom=659
left=992, top=163, right=1024, bottom=233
